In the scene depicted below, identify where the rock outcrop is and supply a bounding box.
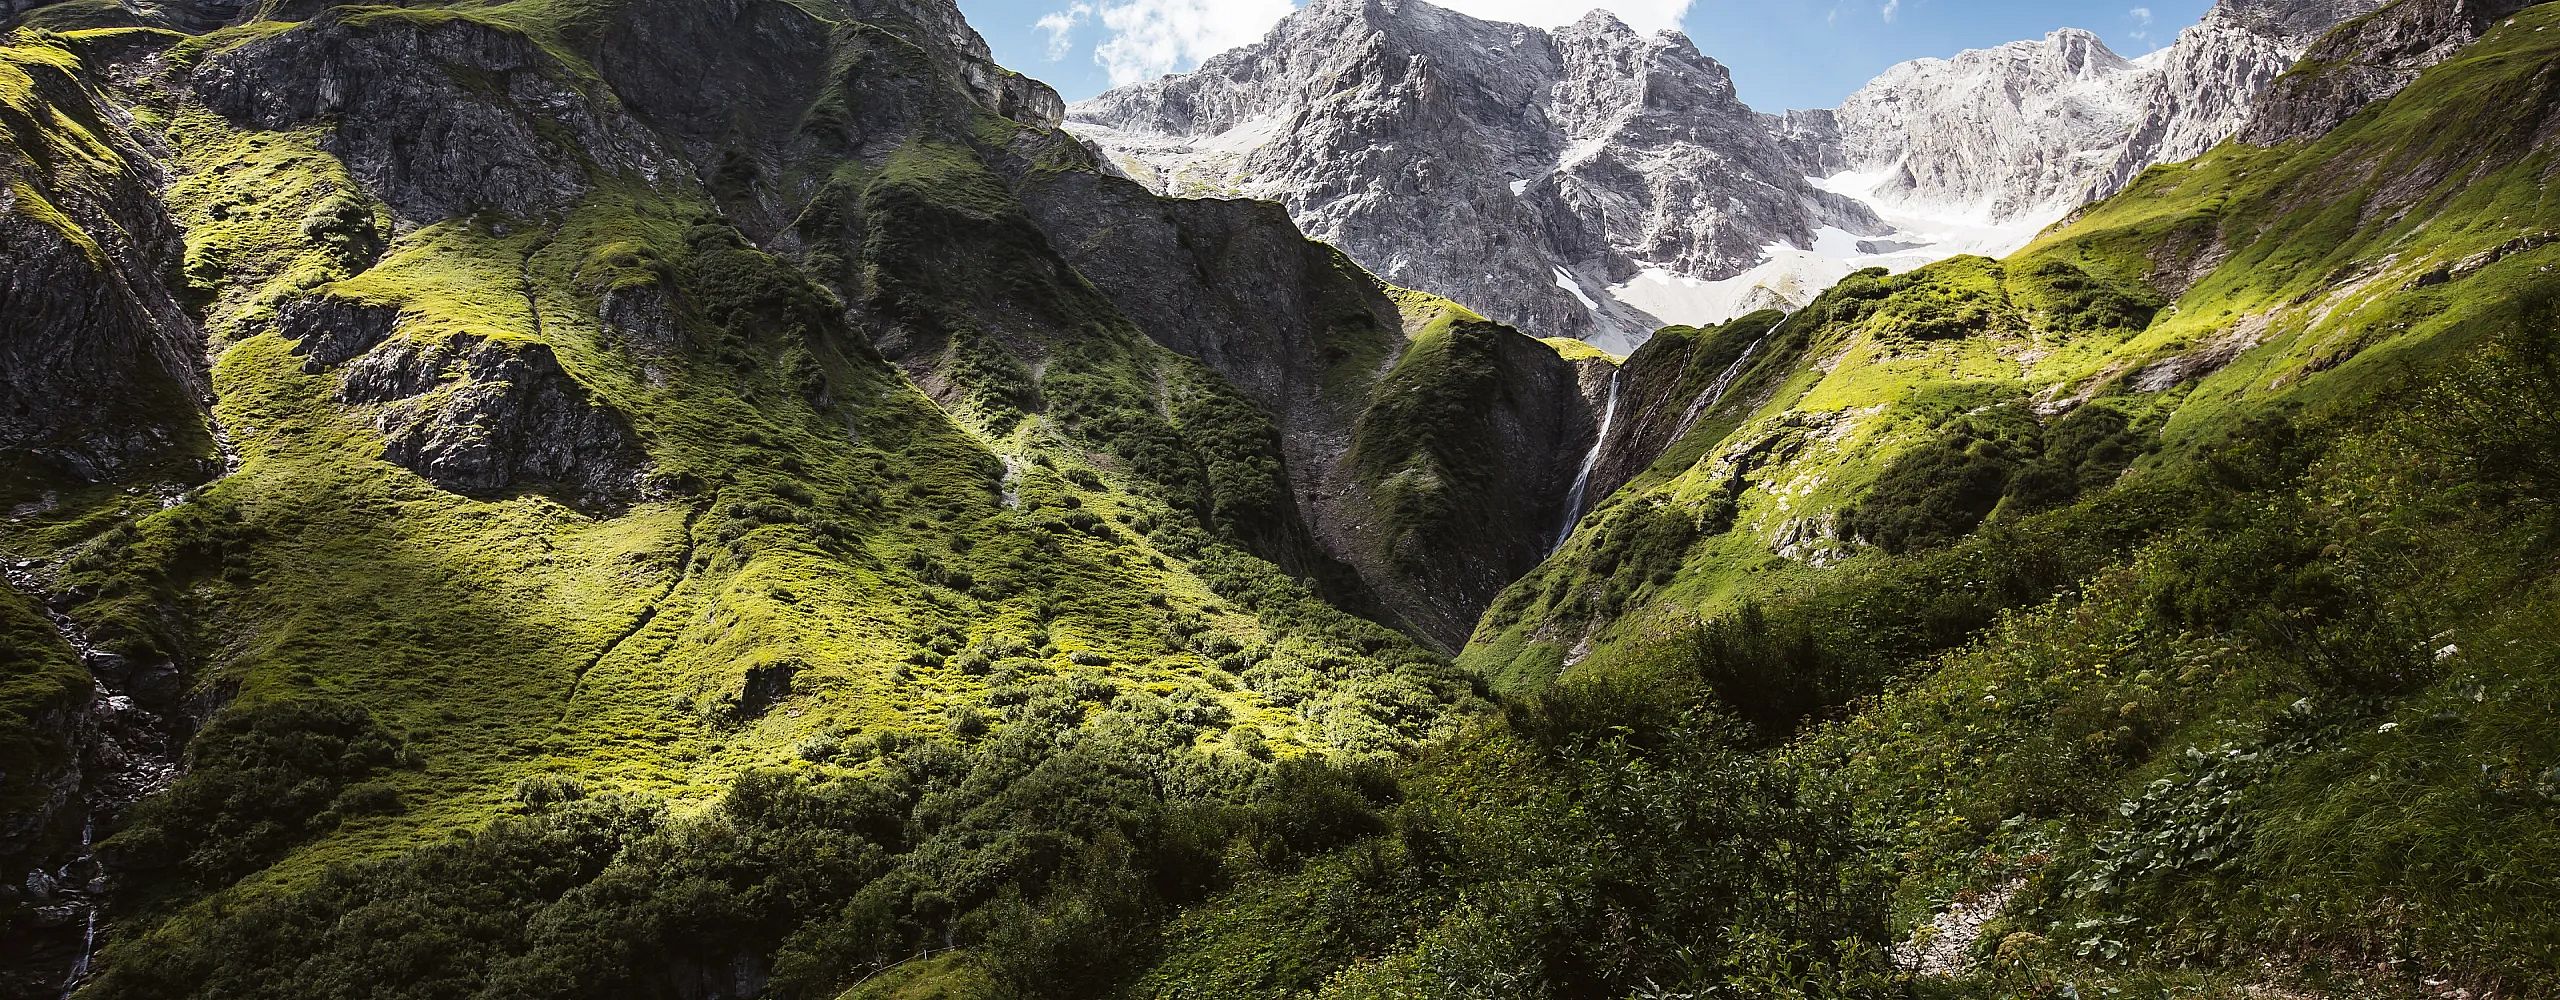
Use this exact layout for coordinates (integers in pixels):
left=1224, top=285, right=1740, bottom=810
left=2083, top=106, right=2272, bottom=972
left=191, top=11, right=677, bottom=225
left=338, top=333, right=654, bottom=513
left=0, top=35, right=212, bottom=487
left=2235, top=0, right=2543, bottom=145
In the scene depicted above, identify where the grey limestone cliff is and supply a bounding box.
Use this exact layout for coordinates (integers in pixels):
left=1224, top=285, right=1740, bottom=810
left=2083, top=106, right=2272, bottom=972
left=1072, top=0, right=2393, bottom=353
left=1068, top=0, right=1881, bottom=352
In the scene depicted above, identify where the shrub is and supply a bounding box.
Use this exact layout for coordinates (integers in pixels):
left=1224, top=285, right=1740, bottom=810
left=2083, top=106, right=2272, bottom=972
left=107, top=700, right=406, bottom=890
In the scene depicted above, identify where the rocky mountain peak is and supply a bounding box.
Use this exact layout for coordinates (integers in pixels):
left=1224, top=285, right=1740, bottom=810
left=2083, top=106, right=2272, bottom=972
left=1069, top=0, right=1875, bottom=352
left=1834, top=29, right=2150, bottom=222
left=1070, top=0, right=2395, bottom=352
left=2073, top=0, right=2393, bottom=200
left=2047, top=27, right=2136, bottom=75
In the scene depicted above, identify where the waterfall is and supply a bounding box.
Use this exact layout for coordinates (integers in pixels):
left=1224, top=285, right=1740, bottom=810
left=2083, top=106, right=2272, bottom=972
left=59, top=818, right=96, bottom=1000
left=1672, top=332, right=1769, bottom=438
left=1554, top=370, right=1624, bottom=551
left=8, top=560, right=177, bottom=1000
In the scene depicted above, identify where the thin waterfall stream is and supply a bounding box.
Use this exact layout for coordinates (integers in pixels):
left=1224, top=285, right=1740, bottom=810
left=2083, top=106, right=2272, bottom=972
left=1553, top=320, right=1781, bottom=554
left=6, top=555, right=182, bottom=999
left=1554, top=369, right=1624, bottom=551
left=59, top=818, right=96, bottom=1000
left=1673, top=327, right=1774, bottom=438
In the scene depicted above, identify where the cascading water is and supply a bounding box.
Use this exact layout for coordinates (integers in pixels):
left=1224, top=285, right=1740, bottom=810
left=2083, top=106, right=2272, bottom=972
left=59, top=818, right=96, bottom=1000
left=1554, top=370, right=1624, bottom=551
left=7, top=559, right=181, bottom=999
left=1673, top=332, right=1770, bottom=438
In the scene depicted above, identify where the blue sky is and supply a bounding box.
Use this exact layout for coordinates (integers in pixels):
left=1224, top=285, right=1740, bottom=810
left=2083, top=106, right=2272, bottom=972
left=956, top=0, right=2214, bottom=112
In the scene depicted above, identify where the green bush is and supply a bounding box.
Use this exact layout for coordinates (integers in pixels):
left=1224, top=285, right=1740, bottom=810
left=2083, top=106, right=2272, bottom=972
left=106, top=700, right=407, bottom=892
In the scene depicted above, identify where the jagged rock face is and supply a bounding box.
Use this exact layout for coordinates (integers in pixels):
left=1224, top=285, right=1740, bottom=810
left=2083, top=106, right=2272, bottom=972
left=843, top=0, right=1065, bottom=127
left=1836, top=29, right=2151, bottom=222
left=2081, top=0, right=2394, bottom=199
left=191, top=11, right=677, bottom=225
left=2236, top=0, right=2543, bottom=145
left=1768, top=109, right=1850, bottom=177
left=338, top=332, right=654, bottom=514
left=587, top=0, right=838, bottom=210
left=1069, top=0, right=1881, bottom=352
left=1727, top=0, right=2389, bottom=219
left=1019, top=171, right=1400, bottom=438
left=1069, top=0, right=2398, bottom=351
left=0, top=39, right=211, bottom=486
left=279, top=295, right=403, bottom=371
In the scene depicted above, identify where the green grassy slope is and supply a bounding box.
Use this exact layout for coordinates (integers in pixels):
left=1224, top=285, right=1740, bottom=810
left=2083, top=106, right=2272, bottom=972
left=1473, top=0, right=2560, bottom=684
left=0, top=3, right=1493, bottom=996
left=1, top=1, right=2552, bottom=998
left=1394, top=6, right=2560, bottom=996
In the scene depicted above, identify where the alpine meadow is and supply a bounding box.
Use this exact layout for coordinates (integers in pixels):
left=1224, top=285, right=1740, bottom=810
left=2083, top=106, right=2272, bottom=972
left=1, top=0, right=2556, bottom=999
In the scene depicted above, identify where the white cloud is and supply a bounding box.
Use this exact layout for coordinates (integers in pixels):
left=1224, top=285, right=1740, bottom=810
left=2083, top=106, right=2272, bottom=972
left=1037, top=3, right=1094, bottom=61
left=1076, top=0, right=1702, bottom=89
left=1880, top=0, right=1901, bottom=23
left=1089, top=0, right=1295, bottom=86
left=2127, top=5, right=2154, bottom=44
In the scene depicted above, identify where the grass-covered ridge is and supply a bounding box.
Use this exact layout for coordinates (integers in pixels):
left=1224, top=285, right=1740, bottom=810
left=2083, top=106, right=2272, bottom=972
left=1436, top=6, right=2560, bottom=995
left=2, top=0, right=2554, bottom=998
left=0, top=1, right=1494, bottom=995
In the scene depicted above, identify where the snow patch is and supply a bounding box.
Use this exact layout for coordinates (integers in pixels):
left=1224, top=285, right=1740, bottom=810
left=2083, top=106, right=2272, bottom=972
left=1553, top=267, right=1600, bottom=310
left=1811, top=165, right=2058, bottom=260
left=1606, top=167, right=2063, bottom=329
left=1060, top=112, right=1291, bottom=196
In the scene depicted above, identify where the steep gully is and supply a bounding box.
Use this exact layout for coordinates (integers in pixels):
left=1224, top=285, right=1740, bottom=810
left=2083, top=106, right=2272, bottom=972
left=10, top=417, right=240, bottom=1000
left=1677, top=332, right=1771, bottom=439
left=3, top=559, right=179, bottom=1000
left=1551, top=314, right=1781, bottom=558
left=1554, top=371, right=1623, bottom=553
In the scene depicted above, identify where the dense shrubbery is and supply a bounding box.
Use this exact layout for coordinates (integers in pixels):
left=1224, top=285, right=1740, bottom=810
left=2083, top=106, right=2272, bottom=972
left=1865, top=258, right=2020, bottom=343
left=1678, top=602, right=1850, bottom=745
left=2407, top=289, right=2560, bottom=506
left=93, top=703, right=1402, bottom=1000
left=106, top=701, right=409, bottom=894
left=2019, top=259, right=2163, bottom=335
left=1144, top=680, right=1896, bottom=1000
left=1845, top=405, right=2046, bottom=553
left=1796, top=311, right=2560, bottom=997
left=1847, top=401, right=2154, bottom=554
left=1573, top=500, right=1704, bottom=618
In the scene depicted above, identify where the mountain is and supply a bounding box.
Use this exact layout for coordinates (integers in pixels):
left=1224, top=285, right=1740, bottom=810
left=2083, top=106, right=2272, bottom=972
left=2079, top=0, right=2397, bottom=198
left=3, top=0, right=2559, bottom=998
left=1832, top=28, right=2153, bottom=224
left=1073, top=0, right=2391, bottom=351
left=2234, top=0, right=2540, bottom=143
left=0, top=0, right=1611, bottom=993
left=1068, top=0, right=1886, bottom=352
